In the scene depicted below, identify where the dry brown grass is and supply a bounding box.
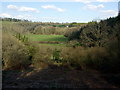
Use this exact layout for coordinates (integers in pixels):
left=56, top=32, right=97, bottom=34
left=2, top=32, right=30, bottom=70
left=60, top=46, right=119, bottom=73
left=32, top=46, right=53, bottom=69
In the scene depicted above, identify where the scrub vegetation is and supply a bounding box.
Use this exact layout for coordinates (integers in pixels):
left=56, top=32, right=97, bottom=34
left=1, top=15, right=120, bottom=88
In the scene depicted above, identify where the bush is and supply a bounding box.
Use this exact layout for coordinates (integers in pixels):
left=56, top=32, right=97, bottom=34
left=32, top=47, right=53, bottom=69
left=61, top=46, right=120, bottom=73
left=60, top=47, right=86, bottom=69
left=67, top=40, right=81, bottom=47
left=80, top=47, right=109, bottom=71
left=105, top=38, right=120, bottom=73
left=2, top=33, right=30, bottom=70
left=52, top=49, right=61, bottom=63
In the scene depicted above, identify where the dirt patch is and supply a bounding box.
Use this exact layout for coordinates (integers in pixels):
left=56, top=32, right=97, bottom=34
left=33, top=41, right=63, bottom=44
left=2, top=66, right=119, bottom=89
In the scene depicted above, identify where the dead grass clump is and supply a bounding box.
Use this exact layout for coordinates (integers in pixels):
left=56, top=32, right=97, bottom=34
left=2, top=33, right=30, bottom=70
left=32, top=47, right=53, bottom=69
left=61, top=46, right=119, bottom=73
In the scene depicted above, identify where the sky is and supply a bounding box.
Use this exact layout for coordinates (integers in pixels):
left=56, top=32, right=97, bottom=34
left=0, top=0, right=119, bottom=23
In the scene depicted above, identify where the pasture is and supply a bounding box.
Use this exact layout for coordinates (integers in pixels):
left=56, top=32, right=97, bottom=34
left=26, top=34, right=68, bottom=48
left=27, top=34, right=68, bottom=42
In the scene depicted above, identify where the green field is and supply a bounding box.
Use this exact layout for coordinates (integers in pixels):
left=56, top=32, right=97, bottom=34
left=27, top=34, right=68, bottom=42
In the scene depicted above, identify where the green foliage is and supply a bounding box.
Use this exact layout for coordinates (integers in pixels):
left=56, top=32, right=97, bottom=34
left=68, top=16, right=120, bottom=47
left=67, top=40, right=81, bottom=47
left=15, top=33, right=28, bottom=43
left=53, top=24, right=66, bottom=27
left=1, top=17, right=29, bottom=22
left=26, top=45, right=37, bottom=62
left=52, top=49, right=61, bottom=63
left=64, top=27, right=80, bottom=39
left=68, top=30, right=80, bottom=40
left=68, top=22, right=86, bottom=27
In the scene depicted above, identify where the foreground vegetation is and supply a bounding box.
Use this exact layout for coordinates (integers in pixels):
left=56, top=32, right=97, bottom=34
left=2, top=16, right=120, bottom=88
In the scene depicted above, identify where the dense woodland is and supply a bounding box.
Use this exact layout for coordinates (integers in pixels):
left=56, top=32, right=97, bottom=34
left=2, top=15, right=120, bottom=88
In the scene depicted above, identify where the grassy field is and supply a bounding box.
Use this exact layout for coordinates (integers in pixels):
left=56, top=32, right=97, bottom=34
left=27, top=34, right=68, bottom=42
left=26, top=34, right=68, bottom=48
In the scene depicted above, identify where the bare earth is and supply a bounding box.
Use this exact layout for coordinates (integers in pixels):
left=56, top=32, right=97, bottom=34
left=2, top=65, right=119, bottom=89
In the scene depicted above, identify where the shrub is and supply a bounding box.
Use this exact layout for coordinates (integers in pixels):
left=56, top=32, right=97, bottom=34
left=32, top=47, right=53, bottom=69
left=52, top=48, right=61, bottom=63
left=2, top=33, right=30, bottom=70
left=60, top=47, right=86, bottom=69
left=105, top=38, right=120, bottom=73
left=80, top=47, right=109, bottom=71
left=67, top=40, right=81, bottom=47
left=61, top=46, right=120, bottom=73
